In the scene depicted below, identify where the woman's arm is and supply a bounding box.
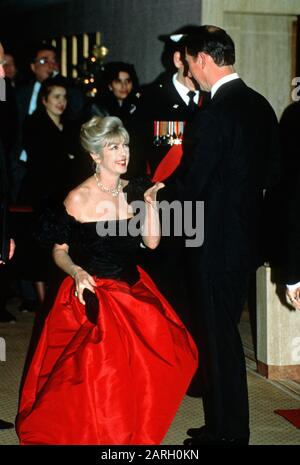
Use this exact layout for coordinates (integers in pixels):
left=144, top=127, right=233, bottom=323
left=53, top=243, right=96, bottom=305
left=142, top=182, right=164, bottom=249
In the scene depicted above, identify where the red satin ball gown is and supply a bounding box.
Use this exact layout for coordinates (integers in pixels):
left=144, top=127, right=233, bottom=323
left=16, top=178, right=198, bottom=445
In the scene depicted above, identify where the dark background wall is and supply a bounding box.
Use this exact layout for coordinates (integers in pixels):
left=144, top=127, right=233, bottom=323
left=1, top=0, right=202, bottom=84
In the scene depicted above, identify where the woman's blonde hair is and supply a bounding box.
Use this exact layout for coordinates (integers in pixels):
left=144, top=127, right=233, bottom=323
left=80, top=115, right=129, bottom=155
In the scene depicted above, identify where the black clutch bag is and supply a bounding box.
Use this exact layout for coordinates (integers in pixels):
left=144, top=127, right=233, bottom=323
left=83, top=288, right=99, bottom=325
left=0, top=201, right=10, bottom=263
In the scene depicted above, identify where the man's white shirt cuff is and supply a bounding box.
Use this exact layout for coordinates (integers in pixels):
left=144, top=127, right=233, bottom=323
left=286, top=281, right=300, bottom=290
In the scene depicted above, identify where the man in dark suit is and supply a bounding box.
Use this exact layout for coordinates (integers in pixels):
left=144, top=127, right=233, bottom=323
left=0, top=40, right=17, bottom=324
left=0, top=42, right=17, bottom=428
left=0, top=136, right=15, bottom=424
left=167, top=26, right=280, bottom=445
left=285, top=181, right=300, bottom=309
left=277, top=102, right=300, bottom=309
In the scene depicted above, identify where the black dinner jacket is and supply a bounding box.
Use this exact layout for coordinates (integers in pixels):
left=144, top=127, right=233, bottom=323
left=284, top=172, right=300, bottom=284
left=141, top=75, right=197, bottom=120
left=16, top=82, right=35, bottom=125
left=11, top=82, right=35, bottom=168
left=172, top=78, right=280, bottom=273
left=276, top=102, right=300, bottom=284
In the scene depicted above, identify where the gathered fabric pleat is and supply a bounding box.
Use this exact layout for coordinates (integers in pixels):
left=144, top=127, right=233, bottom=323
left=16, top=267, right=198, bottom=445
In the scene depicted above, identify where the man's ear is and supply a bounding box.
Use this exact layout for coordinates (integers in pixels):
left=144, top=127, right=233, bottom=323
left=30, top=62, right=36, bottom=74
left=198, top=52, right=210, bottom=68
left=173, top=51, right=182, bottom=70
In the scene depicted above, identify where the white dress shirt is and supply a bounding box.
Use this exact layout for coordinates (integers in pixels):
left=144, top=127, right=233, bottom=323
left=172, top=73, right=199, bottom=106
left=287, top=281, right=300, bottom=290
left=19, top=81, right=42, bottom=162
left=28, top=81, right=41, bottom=115
left=211, top=72, right=239, bottom=98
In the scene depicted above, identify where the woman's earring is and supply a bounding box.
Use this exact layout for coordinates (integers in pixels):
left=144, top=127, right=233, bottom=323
left=95, top=162, right=101, bottom=174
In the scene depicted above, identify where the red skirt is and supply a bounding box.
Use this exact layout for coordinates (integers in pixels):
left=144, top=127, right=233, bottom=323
left=16, top=267, right=198, bottom=445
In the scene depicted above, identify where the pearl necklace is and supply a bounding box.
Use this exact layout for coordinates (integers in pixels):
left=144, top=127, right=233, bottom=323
left=94, top=173, right=122, bottom=197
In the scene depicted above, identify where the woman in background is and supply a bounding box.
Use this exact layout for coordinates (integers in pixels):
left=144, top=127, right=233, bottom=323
left=17, top=76, right=81, bottom=305
left=86, top=62, right=147, bottom=179
left=20, top=75, right=81, bottom=207
left=90, top=62, right=140, bottom=119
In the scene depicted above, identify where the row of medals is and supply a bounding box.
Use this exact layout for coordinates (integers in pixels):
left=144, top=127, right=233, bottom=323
left=153, top=121, right=184, bottom=146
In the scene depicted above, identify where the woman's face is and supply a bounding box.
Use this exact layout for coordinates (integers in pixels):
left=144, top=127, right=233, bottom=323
left=95, top=139, right=130, bottom=176
left=43, top=86, right=67, bottom=118
left=109, top=71, right=133, bottom=101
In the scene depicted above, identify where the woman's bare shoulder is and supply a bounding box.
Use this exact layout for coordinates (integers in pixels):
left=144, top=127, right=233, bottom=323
left=64, top=178, right=93, bottom=217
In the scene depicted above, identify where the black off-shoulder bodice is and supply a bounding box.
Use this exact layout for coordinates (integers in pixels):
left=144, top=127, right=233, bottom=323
left=38, top=177, right=153, bottom=285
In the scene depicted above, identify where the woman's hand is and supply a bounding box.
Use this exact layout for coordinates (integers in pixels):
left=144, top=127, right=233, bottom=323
left=144, top=182, right=165, bottom=208
left=0, top=238, right=15, bottom=265
left=72, top=267, right=96, bottom=305
left=142, top=182, right=165, bottom=249
left=8, top=239, right=15, bottom=260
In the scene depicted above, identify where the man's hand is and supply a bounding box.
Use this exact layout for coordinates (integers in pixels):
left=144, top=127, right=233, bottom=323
left=286, top=288, right=300, bottom=310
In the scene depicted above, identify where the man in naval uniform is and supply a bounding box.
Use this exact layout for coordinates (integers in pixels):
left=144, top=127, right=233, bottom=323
left=139, top=25, right=210, bottom=176
left=136, top=27, right=209, bottom=362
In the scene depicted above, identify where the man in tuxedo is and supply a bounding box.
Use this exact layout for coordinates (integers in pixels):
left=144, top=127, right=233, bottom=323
left=0, top=41, right=17, bottom=324
left=17, top=44, right=57, bottom=120
left=0, top=132, right=15, bottom=424
left=277, top=102, right=300, bottom=309
left=0, top=47, right=18, bottom=431
left=168, top=26, right=280, bottom=445
left=285, top=180, right=300, bottom=310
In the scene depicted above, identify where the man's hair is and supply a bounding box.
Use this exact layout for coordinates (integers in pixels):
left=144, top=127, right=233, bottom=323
left=30, top=42, right=57, bottom=63
left=184, top=25, right=235, bottom=66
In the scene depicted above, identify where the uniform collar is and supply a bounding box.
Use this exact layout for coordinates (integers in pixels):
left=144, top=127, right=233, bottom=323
left=172, top=73, right=199, bottom=106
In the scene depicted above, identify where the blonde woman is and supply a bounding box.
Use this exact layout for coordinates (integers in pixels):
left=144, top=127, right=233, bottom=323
left=16, top=116, right=197, bottom=445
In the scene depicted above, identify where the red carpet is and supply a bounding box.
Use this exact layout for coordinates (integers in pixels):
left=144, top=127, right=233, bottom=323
left=274, top=409, right=300, bottom=429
